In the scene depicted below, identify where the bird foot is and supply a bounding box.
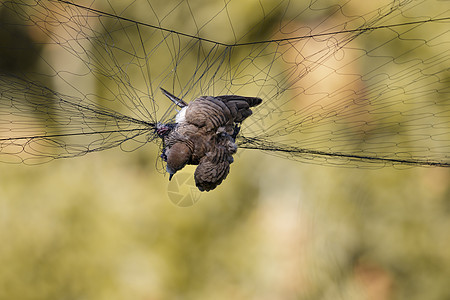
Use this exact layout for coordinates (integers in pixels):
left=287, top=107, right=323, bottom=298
left=156, top=123, right=174, bottom=137
left=160, top=151, right=167, bottom=162
left=231, top=124, right=241, bottom=140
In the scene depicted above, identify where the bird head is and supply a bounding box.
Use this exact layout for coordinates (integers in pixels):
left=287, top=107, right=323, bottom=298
left=166, top=142, right=192, bottom=180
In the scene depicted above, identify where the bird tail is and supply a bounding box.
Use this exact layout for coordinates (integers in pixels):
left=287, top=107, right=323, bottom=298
left=216, top=95, right=262, bottom=123
left=183, top=94, right=262, bottom=129
left=160, top=88, right=188, bottom=108
left=217, top=95, right=262, bottom=108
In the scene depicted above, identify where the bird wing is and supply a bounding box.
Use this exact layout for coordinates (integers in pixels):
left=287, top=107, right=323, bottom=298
left=194, top=145, right=233, bottom=191
left=184, top=95, right=262, bottom=132
left=214, top=95, right=262, bottom=123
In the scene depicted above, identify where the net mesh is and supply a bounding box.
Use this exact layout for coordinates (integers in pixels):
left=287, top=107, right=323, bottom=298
left=0, top=0, right=449, bottom=167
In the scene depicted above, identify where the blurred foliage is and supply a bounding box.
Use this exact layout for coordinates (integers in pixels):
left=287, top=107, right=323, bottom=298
left=1, top=0, right=449, bottom=300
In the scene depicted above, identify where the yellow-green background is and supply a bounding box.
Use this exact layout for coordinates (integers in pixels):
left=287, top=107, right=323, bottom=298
left=1, top=0, right=449, bottom=299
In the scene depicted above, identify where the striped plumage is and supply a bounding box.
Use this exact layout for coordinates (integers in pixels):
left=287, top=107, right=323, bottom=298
left=159, top=89, right=261, bottom=191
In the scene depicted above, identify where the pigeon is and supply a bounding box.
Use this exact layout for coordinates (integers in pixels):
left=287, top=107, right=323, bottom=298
left=157, top=88, right=262, bottom=191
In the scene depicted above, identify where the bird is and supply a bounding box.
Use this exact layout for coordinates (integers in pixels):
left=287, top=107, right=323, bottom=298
left=157, top=88, right=262, bottom=191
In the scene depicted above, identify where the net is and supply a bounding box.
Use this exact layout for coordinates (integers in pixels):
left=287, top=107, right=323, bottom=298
left=0, top=0, right=449, bottom=168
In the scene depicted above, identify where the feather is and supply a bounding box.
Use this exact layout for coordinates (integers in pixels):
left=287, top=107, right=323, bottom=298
left=159, top=89, right=262, bottom=191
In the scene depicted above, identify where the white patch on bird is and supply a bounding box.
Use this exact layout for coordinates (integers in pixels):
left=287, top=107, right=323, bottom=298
left=175, top=106, right=187, bottom=123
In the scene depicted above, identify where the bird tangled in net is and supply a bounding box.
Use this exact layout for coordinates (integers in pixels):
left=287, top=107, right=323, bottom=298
left=156, top=89, right=262, bottom=191
left=0, top=0, right=449, bottom=193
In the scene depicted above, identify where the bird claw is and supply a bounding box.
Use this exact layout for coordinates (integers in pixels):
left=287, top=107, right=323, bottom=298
left=156, top=123, right=175, bottom=137
left=231, top=124, right=240, bottom=140
left=160, top=152, right=167, bottom=162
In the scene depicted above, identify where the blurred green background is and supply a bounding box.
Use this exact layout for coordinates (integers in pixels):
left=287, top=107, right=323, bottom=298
left=1, top=0, right=449, bottom=299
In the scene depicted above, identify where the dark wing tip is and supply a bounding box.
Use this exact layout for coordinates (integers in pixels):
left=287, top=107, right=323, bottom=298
left=215, top=95, right=262, bottom=107
left=250, top=97, right=262, bottom=107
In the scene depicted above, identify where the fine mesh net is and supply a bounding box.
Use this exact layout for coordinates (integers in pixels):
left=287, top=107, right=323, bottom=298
left=0, top=0, right=449, bottom=168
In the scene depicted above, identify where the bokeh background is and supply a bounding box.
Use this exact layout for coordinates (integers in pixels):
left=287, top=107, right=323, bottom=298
left=1, top=0, right=449, bottom=299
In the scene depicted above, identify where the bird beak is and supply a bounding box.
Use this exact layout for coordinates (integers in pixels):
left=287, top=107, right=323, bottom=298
left=169, top=173, right=174, bottom=181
